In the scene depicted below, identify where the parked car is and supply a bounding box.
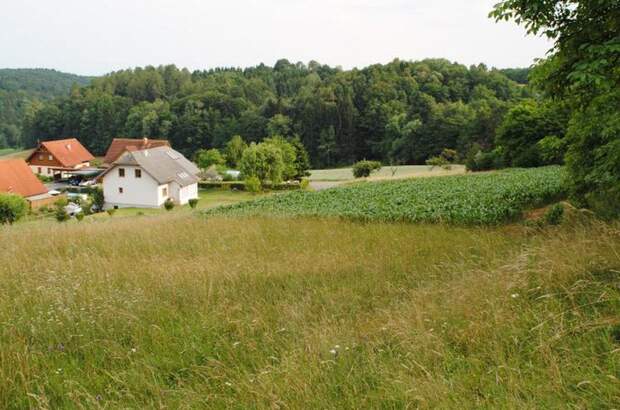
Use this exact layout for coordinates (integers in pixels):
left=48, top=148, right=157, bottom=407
left=64, top=203, right=83, bottom=217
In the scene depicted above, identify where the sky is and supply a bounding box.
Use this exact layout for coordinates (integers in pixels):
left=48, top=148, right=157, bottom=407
left=0, top=0, right=552, bottom=76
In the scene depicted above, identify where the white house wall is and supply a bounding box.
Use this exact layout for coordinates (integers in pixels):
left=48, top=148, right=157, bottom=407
left=103, top=165, right=163, bottom=208
left=178, top=183, right=198, bottom=205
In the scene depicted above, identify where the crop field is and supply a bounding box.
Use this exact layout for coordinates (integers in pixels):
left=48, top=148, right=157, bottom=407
left=309, top=164, right=466, bottom=181
left=208, top=166, right=566, bottom=225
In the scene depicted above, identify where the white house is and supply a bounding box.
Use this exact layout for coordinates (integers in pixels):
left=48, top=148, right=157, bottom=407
left=98, top=146, right=200, bottom=209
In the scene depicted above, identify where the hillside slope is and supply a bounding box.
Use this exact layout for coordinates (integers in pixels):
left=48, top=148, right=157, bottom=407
left=0, top=214, right=618, bottom=407
left=0, top=68, right=92, bottom=148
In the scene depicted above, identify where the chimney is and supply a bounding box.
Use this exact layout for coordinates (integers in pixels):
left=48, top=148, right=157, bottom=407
left=66, top=144, right=72, bottom=151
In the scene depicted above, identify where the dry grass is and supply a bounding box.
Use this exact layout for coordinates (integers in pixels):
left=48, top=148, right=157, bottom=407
left=0, top=214, right=618, bottom=408
left=309, top=165, right=466, bottom=182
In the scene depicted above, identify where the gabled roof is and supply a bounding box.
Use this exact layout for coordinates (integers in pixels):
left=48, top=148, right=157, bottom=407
left=104, top=138, right=170, bottom=165
left=27, top=138, right=94, bottom=167
left=0, top=159, right=48, bottom=198
left=100, top=146, right=200, bottom=187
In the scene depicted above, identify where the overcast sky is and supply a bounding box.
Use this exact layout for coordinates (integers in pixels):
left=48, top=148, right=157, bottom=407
left=0, top=0, right=551, bottom=76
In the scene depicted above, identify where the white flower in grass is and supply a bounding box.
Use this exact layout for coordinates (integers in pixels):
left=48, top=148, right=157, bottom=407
left=130, top=348, right=137, bottom=353
left=511, top=293, right=519, bottom=299
left=225, top=382, right=233, bottom=387
left=329, top=349, right=337, bottom=355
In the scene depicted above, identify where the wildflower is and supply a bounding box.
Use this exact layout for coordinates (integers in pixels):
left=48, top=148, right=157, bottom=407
left=334, top=345, right=340, bottom=349
left=130, top=348, right=137, bottom=353
left=511, top=293, right=519, bottom=298
left=225, top=382, right=233, bottom=387
left=329, top=349, right=337, bottom=355
left=232, top=341, right=240, bottom=347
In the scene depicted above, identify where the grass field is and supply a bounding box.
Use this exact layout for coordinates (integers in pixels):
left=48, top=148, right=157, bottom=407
left=309, top=164, right=466, bottom=181
left=208, top=167, right=566, bottom=225
left=89, top=189, right=264, bottom=219
left=0, top=148, right=33, bottom=159
left=0, top=214, right=618, bottom=408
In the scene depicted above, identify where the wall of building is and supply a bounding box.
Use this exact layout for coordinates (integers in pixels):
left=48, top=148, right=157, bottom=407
left=103, top=165, right=163, bottom=208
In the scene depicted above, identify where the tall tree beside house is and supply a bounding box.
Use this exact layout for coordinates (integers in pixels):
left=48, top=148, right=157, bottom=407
left=491, top=0, right=620, bottom=217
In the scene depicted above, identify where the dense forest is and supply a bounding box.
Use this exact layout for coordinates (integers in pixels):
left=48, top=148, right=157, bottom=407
left=0, top=69, right=91, bottom=149
left=15, top=60, right=555, bottom=168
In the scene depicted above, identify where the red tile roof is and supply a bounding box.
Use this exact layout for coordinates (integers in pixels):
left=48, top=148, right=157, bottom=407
left=104, top=138, right=170, bottom=164
left=0, top=159, right=48, bottom=198
left=28, top=138, right=94, bottom=168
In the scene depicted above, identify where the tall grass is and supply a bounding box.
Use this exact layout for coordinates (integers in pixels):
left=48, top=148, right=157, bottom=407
left=0, top=215, right=618, bottom=408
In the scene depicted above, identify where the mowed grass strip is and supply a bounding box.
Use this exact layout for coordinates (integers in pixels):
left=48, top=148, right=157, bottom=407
left=207, top=166, right=566, bottom=225
left=0, top=214, right=618, bottom=408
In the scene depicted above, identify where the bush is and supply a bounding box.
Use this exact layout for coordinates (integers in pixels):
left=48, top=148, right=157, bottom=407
left=426, top=156, right=450, bottom=170
left=55, top=207, right=69, bottom=222
left=544, top=203, right=564, bottom=225
left=188, top=198, right=199, bottom=209
left=75, top=213, right=85, bottom=222
left=245, top=176, right=261, bottom=194
left=465, top=145, right=503, bottom=172
left=91, top=187, right=105, bottom=212
left=300, top=178, right=310, bottom=190
left=164, top=198, right=175, bottom=211
left=0, top=193, right=28, bottom=225
left=352, top=160, right=382, bottom=178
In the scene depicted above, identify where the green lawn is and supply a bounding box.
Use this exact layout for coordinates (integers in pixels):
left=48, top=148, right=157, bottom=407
left=90, top=189, right=265, bottom=219
left=309, top=164, right=466, bottom=181
left=0, top=148, right=19, bottom=157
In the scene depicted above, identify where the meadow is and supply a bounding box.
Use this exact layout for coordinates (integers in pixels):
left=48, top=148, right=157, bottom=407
left=208, top=166, right=566, bottom=224
left=0, top=213, right=618, bottom=408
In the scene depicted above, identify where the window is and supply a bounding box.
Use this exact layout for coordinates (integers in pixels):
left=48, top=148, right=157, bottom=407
left=135, top=169, right=142, bottom=178
left=162, top=187, right=168, bottom=197
left=47, top=168, right=51, bottom=175
left=37, top=167, right=42, bottom=174
left=118, top=187, right=124, bottom=194
left=118, top=168, right=125, bottom=178
left=39, top=154, right=43, bottom=160
left=48, top=155, right=53, bottom=161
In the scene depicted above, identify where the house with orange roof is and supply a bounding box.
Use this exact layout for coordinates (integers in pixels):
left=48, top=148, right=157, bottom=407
left=0, top=159, right=58, bottom=208
left=26, top=138, right=94, bottom=179
left=103, top=138, right=170, bottom=166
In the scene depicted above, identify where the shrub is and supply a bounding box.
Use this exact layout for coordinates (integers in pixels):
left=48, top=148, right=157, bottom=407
left=0, top=193, right=28, bottom=225
left=352, top=160, right=382, bottom=178
left=91, top=187, right=105, bottom=212
left=544, top=203, right=564, bottom=225
left=465, top=145, right=503, bottom=172
left=188, top=198, right=199, bottom=209
left=164, top=198, right=175, bottom=211
left=300, top=178, right=310, bottom=190
left=245, top=176, right=261, bottom=194
left=426, top=156, right=450, bottom=170
left=55, top=207, right=69, bottom=222
left=75, top=213, right=85, bottom=222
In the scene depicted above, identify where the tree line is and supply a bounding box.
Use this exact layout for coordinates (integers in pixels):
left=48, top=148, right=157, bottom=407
left=18, top=59, right=555, bottom=168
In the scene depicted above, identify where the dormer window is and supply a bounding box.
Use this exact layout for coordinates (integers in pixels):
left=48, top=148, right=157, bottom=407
left=118, top=168, right=125, bottom=178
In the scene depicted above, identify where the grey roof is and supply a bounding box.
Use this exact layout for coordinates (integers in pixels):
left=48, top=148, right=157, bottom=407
left=112, top=146, right=200, bottom=187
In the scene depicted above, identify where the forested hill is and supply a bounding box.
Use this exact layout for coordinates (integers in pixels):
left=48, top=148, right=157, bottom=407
left=0, top=69, right=92, bottom=149
left=20, top=59, right=532, bottom=167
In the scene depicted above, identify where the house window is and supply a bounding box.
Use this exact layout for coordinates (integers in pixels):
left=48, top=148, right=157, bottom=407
left=119, top=187, right=124, bottom=194
left=39, top=154, right=44, bottom=160
left=162, top=187, right=168, bottom=197
left=37, top=167, right=42, bottom=174
left=118, top=168, right=125, bottom=178
left=47, top=168, right=51, bottom=175
left=135, top=169, right=142, bottom=178
left=48, top=155, right=53, bottom=161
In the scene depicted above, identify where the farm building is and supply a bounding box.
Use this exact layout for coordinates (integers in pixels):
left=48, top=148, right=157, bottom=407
left=0, top=159, right=58, bottom=208
left=98, top=146, right=200, bottom=209
left=103, top=138, right=170, bottom=166
left=26, top=138, right=94, bottom=179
